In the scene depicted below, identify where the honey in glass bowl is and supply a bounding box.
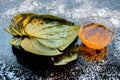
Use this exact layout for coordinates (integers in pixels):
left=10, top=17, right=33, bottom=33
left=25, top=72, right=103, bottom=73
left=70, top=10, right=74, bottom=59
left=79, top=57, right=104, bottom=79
left=79, top=17, right=116, bottom=49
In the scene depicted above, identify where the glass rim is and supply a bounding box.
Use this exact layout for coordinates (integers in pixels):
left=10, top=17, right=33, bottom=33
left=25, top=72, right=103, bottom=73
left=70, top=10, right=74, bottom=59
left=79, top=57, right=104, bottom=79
left=79, top=16, right=117, bottom=40
left=80, top=16, right=114, bottom=27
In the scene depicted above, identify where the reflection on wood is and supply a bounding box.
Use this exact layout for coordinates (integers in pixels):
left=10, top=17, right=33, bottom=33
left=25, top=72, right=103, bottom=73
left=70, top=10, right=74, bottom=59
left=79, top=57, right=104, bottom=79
left=79, top=43, right=108, bottom=61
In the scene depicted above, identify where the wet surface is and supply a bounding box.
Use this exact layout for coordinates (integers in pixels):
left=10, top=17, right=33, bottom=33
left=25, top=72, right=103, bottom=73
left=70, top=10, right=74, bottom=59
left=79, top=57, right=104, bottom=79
left=0, top=0, right=120, bottom=80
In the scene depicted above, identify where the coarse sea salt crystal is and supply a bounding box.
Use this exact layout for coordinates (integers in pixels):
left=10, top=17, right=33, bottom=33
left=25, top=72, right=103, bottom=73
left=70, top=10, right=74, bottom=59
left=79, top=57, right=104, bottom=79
left=110, top=18, right=120, bottom=27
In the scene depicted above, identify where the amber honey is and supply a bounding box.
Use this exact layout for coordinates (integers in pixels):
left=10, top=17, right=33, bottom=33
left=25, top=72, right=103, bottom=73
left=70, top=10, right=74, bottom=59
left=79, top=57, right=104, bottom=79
left=79, top=43, right=108, bottom=61
left=79, top=23, right=113, bottom=49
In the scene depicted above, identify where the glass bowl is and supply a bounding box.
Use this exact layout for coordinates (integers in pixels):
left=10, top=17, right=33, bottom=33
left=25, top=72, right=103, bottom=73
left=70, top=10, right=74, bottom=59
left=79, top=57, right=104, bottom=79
left=79, top=17, right=116, bottom=49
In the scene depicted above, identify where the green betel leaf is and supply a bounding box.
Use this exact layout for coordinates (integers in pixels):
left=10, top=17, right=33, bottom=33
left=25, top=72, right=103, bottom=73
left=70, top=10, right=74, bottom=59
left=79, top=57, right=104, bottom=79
left=9, top=14, right=26, bottom=36
left=21, top=38, right=41, bottom=55
left=21, top=38, right=62, bottom=56
left=5, top=13, right=80, bottom=65
left=25, top=16, right=79, bottom=50
left=10, top=37, right=22, bottom=50
left=26, top=14, right=74, bottom=25
left=6, top=13, right=35, bottom=36
left=4, top=14, right=24, bottom=36
left=37, top=25, right=79, bottom=50
left=51, top=45, right=78, bottom=65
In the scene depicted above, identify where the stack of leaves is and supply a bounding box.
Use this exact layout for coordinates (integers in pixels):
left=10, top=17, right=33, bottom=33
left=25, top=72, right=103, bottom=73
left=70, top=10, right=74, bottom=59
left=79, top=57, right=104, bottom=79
left=5, top=13, right=80, bottom=65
